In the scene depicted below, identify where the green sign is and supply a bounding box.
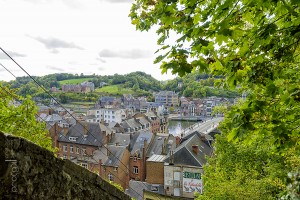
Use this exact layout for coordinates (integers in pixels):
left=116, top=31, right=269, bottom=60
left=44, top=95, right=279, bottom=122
left=183, top=171, right=201, bottom=179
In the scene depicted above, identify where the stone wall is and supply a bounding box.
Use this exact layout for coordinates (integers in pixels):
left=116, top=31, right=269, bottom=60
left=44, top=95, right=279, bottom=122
left=0, top=132, right=131, bottom=200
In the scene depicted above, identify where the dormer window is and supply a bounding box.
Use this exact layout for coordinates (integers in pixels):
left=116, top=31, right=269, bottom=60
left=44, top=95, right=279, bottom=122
left=69, top=137, right=77, bottom=142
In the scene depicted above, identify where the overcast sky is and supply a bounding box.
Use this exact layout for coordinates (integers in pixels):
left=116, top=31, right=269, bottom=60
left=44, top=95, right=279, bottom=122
left=0, top=0, right=176, bottom=81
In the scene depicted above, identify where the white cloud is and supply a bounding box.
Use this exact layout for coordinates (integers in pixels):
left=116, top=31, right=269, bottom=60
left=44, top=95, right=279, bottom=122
left=0, top=51, right=26, bottom=60
left=99, top=49, right=152, bottom=59
left=0, top=0, right=176, bottom=81
left=29, top=36, right=84, bottom=50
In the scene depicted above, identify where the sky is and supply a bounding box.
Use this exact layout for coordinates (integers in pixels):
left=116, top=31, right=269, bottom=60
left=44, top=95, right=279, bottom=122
left=0, top=0, right=176, bottom=81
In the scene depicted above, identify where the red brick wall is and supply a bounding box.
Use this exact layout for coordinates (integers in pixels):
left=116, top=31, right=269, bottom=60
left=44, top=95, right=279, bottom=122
left=129, top=156, right=146, bottom=181
left=146, top=161, right=164, bottom=184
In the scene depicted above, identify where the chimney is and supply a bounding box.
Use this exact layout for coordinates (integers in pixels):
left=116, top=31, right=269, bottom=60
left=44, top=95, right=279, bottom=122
left=176, top=136, right=181, bottom=146
left=200, top=134, right=206, bottom=141
left=83, top=123, right=88, bottom=136
left=192, top=145, right=199, bottom=154
left=63, top=126, right=68, bottom=136
left=161, top=143, right=164, bottom=154
left=169, top=151, right=174, bottom=165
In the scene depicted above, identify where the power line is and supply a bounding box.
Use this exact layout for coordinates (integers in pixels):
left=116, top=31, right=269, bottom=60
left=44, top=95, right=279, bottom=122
left=0, top=83, right=141, bottom=199
left=0, top=63, right=138, bottom=196
left=0, top=51, right=161, bottom=199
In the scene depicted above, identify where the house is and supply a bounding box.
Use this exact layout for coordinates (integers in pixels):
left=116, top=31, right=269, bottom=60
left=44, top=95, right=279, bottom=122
left=125, top=180, right=165, bottom=200
left=163, top=132, right=213, bottom=199
left=144, top=112, right=160, bottom=134
left=121, top=94, right=147, bottom=112
left=61, top=81, right=94, bottom=93
left=100, top=145, right=130, bottom=190
left=86, top=108, right=128, bottom=123
left=61, top=84, right=81, bottom=92
left=155, top=91, right=179, bottom=106
left=133, top=113, right=151, bottom=131
left=121, top=118, right=142, bottom=133
left=70, top=147, right=108, bottom=175
left=129, top=130, right=153, bottom=181
left=146, top=154, right=166, bottom=185
left=140, top=102, right=164, bottom=113
left=158, top=114, right=168, bottom=134
left=146, top=133, right=176, bottom=158
left=56, top=122, right=110, bottom=163
left=144, top=134, right=176, bottom=192
left=80, top=81, right=95, bottom=92
left=37, top=104, right=52, bottom=115
left=97, top=96, right=116, bottom=108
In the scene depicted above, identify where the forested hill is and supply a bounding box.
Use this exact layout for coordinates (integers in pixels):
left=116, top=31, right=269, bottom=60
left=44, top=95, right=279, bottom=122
left=5, top=71, right=238, bottom=99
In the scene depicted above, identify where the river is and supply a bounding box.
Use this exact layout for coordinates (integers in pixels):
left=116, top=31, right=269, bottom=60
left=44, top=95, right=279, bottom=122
left=168, top=120, right=197, bottom=136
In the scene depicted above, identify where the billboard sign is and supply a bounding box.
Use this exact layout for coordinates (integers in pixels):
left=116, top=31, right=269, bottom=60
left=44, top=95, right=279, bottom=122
left=182, top=171, right=202, bottom=193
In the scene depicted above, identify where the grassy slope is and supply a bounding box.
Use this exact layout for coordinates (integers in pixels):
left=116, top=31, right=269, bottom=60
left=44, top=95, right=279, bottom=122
left=95, top=85, right=134, bottom=95
left=59, top=78, right=92, bottom=85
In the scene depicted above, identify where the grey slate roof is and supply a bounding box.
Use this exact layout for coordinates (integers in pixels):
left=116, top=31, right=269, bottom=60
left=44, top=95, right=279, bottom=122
left=57, top=122, right=104, bottom=146
left=103, top=145, right=127, bottom=167
left=110, top=133, right=131, bottom=146
left=71, top=147, right=108, bottom=165
left=146, top=135, right=168, bottom=157
left=136, top=117, right=150, bottom=126
left=130, top=130, right=153, bottom=156
left=45, top=114, right=63, bottom=123
left=125, top=180, right=164, bottom=200
left=164, top=134, right=212, bottom=167
left=121, top=118, right=141, bottom=130
left=144, top=112, right=157, bottom=121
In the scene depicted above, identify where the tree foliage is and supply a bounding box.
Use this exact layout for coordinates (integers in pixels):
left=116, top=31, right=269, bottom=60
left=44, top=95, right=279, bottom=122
left=0, top=84, right=54, bottom=152
left=163, top=72, right=238, bottom=98
left=130, top=0, right=300, bottom=198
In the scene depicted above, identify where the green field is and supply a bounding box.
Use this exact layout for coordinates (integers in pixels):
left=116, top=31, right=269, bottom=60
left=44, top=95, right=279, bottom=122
left=95, top=85, right=134, bottom=95
left=59, top=78, right=92, bottom=85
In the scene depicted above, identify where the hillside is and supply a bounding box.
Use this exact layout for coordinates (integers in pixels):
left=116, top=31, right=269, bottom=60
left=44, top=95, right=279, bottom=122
left=5, top=71, right=239, bottom=103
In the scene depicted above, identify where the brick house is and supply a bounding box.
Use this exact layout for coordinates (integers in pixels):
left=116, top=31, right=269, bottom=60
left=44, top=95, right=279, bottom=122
left=55, top=122, right=112, bottom=174
left=144, top=112, right=161, bottom=134
left=100, top=145, right=130, bottom=190
left=129, top=131, right=153, bottom=181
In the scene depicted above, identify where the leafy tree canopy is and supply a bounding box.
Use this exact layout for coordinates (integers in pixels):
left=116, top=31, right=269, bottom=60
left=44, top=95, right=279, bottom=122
left=130, top=0, right=300, bottom=198
left=0, top=84, right=54, bottom=152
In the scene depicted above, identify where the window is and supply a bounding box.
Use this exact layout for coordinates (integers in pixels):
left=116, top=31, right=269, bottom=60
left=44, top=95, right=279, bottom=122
left=63, top=145, right=68, bottom=152
left=63, top=155, right=67, bottom=159
left=70, top=145, right=73, bottom=153
left=133, top=166, right=138, bottom=174
left=112, top=116, right=115, bottom=119
left=82, top=148, right=86, bottom=155
left=151, top=185, right=158, bottom=191
left=112, top=111, right=115, bottom=114
left=76, top=147, right=80, bottom=154
left=108, top=173, right=113, bottom=181
left=82, top=163, right=88, bottom=169
left=133, top=157, right=137, bottom=161
left=114, top=167, right=118, bottom=171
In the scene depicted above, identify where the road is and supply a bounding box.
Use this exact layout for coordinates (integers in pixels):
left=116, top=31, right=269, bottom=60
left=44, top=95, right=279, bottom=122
left=177, top=117, right=223, bottom=137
